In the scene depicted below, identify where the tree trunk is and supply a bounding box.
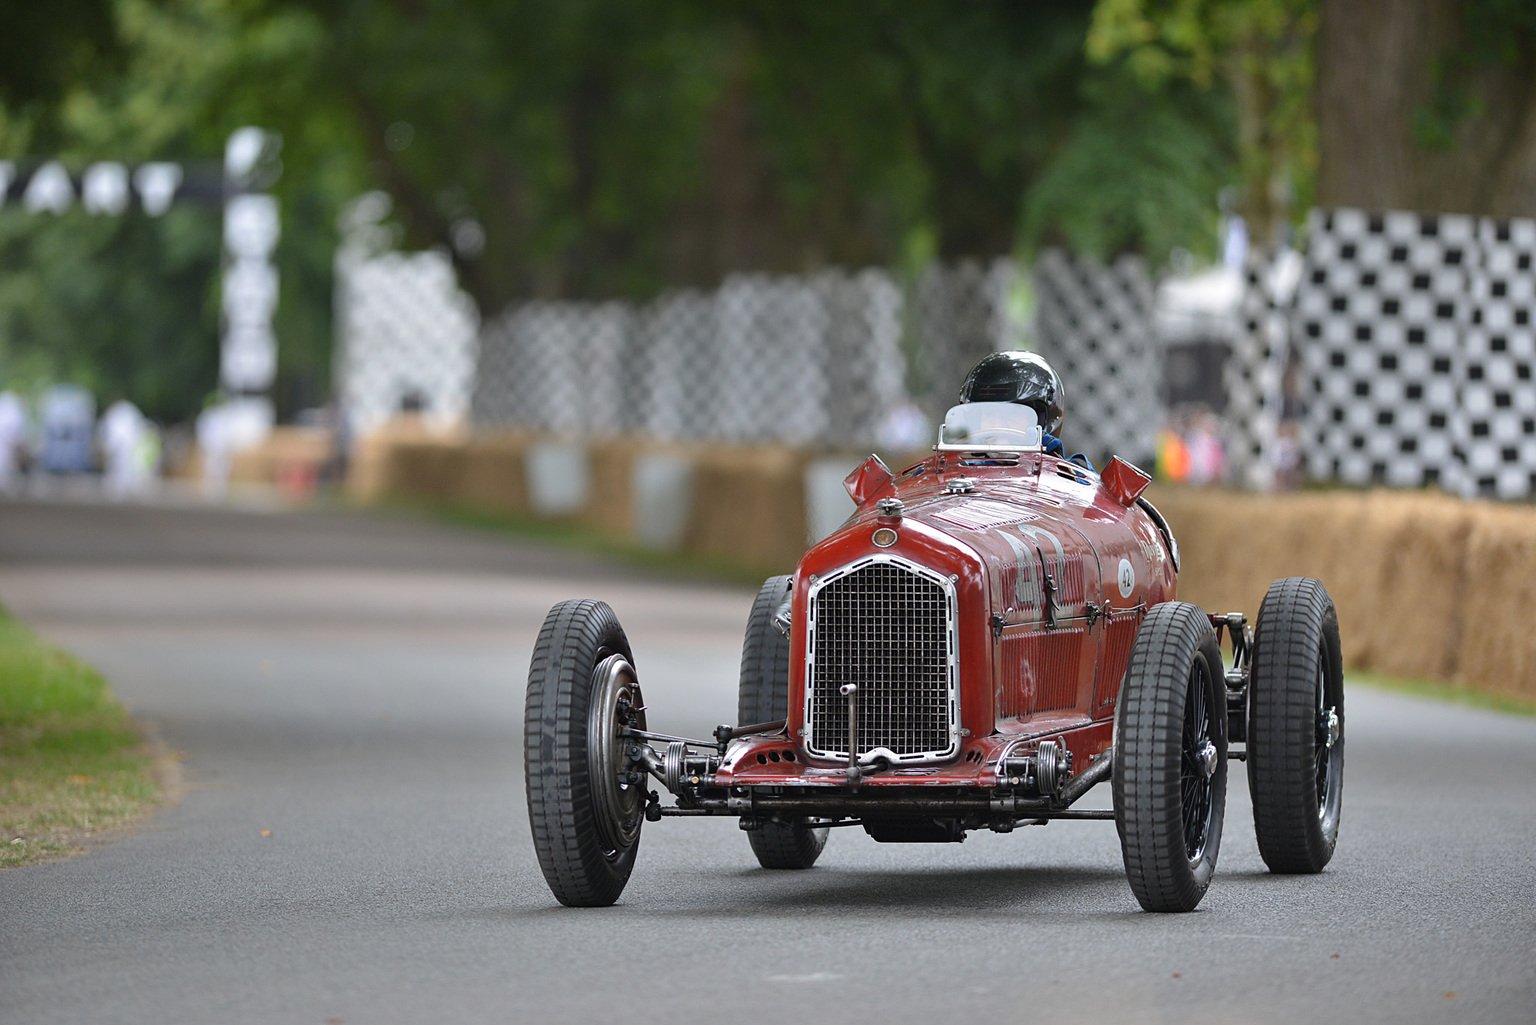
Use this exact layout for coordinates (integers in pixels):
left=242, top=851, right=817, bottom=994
left=1316, top=0, right=1536, bottom=217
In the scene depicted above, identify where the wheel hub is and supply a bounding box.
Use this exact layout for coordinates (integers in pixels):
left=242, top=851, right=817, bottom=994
left=1318, top=708, right=1340, bottom=749
left=1197, top=740, right=1219, bottom=778
left=587, top=655, right=646, bottom=855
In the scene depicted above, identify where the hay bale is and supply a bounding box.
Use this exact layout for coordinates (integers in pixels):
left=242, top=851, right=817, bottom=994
left=347, top=418, right=464, bottom=501
left=457, top=433, right=531, bottom=516
left=1457, top=504, right=1536, bottom=699
left=228, top=427, right=333, bottom=484
left=686, top=445, right=809, bottom=572
left=1149, top=487, right=1472, bottom=681
left=582, top=437, right=640, bottom=536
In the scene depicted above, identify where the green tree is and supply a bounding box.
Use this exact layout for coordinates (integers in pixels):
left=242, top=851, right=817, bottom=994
left=2, top=0, right=1251, bottom=424
left=1086, top=0, right=1315, bottom=247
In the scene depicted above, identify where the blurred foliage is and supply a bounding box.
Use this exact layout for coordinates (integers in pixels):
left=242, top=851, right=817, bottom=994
left=0, top=207, right=222, bottom=422
left=1020, top=71, right=1233, bottom=260
left=1412, top=0, right=1536, bottom=152
left=0, top=0, right=122, bottom=126
left=0, top=0, right=346, bottom=422
left=0, top=0, right=1255, bottom=423
left=1087, top=0, right=1316, bottom=247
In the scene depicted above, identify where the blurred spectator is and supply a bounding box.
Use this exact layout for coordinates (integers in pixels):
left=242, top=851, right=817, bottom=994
left=1156, top=425, right=1192, bottom=483
left=99, top=398, right=154, bottom=498
left=1186, top=410, right=1227, bottom=485
left=1272, top=420, right=1304, bottom=492
left=878, top=400, right=933, bottom=453
left=1156, top=405, right=1228, bottom=486
left=0, top=391, right=27, bottom=492
left=39, top=385, right=96, bottom=473
left=196, top=400, right=233, bottom=500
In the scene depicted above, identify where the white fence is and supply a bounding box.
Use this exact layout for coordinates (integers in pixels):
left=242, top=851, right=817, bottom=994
left=333, top=207, right=1536, bottom=499
left=473, top=270, right=905, bottom=447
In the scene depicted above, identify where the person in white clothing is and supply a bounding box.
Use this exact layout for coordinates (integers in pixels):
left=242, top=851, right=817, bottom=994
left=0, top=391, right=27, bottom=492
left=196, top=401, right=233, bottom=501
left=99, top=398, right=150, bottom=498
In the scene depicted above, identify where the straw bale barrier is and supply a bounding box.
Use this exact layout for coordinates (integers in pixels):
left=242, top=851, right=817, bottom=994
left=356, top=430, right=1536, bottom=699
left=1149, top=486, right=1536, bottom=701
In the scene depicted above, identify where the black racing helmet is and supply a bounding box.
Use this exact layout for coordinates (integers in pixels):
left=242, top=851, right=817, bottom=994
left=958, top=350, right=1065, bottom=436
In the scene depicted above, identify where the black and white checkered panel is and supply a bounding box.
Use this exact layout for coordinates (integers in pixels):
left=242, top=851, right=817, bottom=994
left=1297, top=208, right=1474, bottom=492
left=336, top=251, right=480, bottom=436
left=472, top=301, right=629, bottom=434
left=1463, top=218, right=1536, bottom=499
left=1223, top=251, right=1295, bottom=490
left=818, top=269, right=906, bottom=446
left=1033, top=250, right=1159, bottom=468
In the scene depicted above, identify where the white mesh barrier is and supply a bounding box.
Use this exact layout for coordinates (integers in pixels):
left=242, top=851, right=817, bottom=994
left=1032, top=250, right=1159, bottom=467
left=915, top=259, right=1021, bottom=417
left=337, top=211, right=1534, bottom=501
left=473, top=301, right=630, bottom=435
left=473, top=269, right=907, bottom=446
left=335, top=249, right=479, bottom=436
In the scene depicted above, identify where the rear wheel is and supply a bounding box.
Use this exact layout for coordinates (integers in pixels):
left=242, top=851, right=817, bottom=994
left=739, top=575, right=827, bottom=870
left=1113, top=601, right=1227, bottom=912
left=1248, top=577, right=1344, bottom=874
left=524, top=600, right=646, bottom=906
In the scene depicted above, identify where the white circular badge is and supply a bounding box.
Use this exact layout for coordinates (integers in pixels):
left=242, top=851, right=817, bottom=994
left=1117, top=558, right=1136, bottom=598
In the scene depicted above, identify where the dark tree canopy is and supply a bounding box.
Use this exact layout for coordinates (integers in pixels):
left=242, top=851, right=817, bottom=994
left=9, top=0, right=1522, bottom=425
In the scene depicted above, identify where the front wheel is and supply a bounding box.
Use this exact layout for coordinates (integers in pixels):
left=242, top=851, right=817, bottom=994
left=1248, top=577, right=1344, bottom=874
left=524, top=600, right=646, bottom=906
left=739, top=575, right=827, bottom=869
left=1113, top=601, right=1228, bottom=912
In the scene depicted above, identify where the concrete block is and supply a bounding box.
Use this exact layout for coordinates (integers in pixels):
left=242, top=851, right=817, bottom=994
left=526, top=442, right=589, bottom=516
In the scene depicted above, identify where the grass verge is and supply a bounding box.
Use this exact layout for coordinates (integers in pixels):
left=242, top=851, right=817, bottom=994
left=1348, top=669, right=1536, bottom=717
left=0, top=609, right=163, bottom=869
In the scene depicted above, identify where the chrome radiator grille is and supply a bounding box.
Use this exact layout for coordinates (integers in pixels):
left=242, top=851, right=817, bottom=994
left=805, top=558, right=958, bottom=762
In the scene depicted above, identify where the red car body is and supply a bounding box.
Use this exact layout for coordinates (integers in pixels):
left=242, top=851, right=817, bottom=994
left=718, top=448, right=1172, bottom=792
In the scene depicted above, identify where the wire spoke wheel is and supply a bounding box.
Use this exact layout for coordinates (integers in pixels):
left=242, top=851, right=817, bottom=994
left=1113, top=601, right=1227, bottom=913
left=1249, top=577, right=1344, bottom=874
left=1180, top=660, right=1216, bottom=860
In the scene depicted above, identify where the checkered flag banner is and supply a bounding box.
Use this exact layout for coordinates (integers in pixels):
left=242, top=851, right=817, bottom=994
left=1295, top=208, right=1536, bottom=498
left=1223, top=249, right=1303, bottom=491
left=1032, top=250, right=1160, bottom=468
left=1464, top=218, right=1536, bottom=499
left=334, top=248, right=479, bottom=436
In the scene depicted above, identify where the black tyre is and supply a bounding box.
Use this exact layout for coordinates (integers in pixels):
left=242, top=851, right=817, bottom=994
left=1248, top=577, right=1344, bottom=874
left=524, top=600, right=647, bottom=906
left=739, top=575, right=827, bottom=870
left=1113, top=601, right=1228, bottom=912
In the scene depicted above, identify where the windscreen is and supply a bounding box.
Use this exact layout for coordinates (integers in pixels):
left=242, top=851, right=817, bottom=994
left=938, top=402, right=1042, bottom=450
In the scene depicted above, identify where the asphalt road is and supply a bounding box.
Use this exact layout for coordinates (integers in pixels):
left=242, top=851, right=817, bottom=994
left=1, top=498, right=1533, bottom=1024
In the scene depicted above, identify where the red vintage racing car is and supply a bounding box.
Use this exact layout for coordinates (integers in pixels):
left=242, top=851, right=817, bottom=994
left=524, top=355, right=1344, bottom=912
